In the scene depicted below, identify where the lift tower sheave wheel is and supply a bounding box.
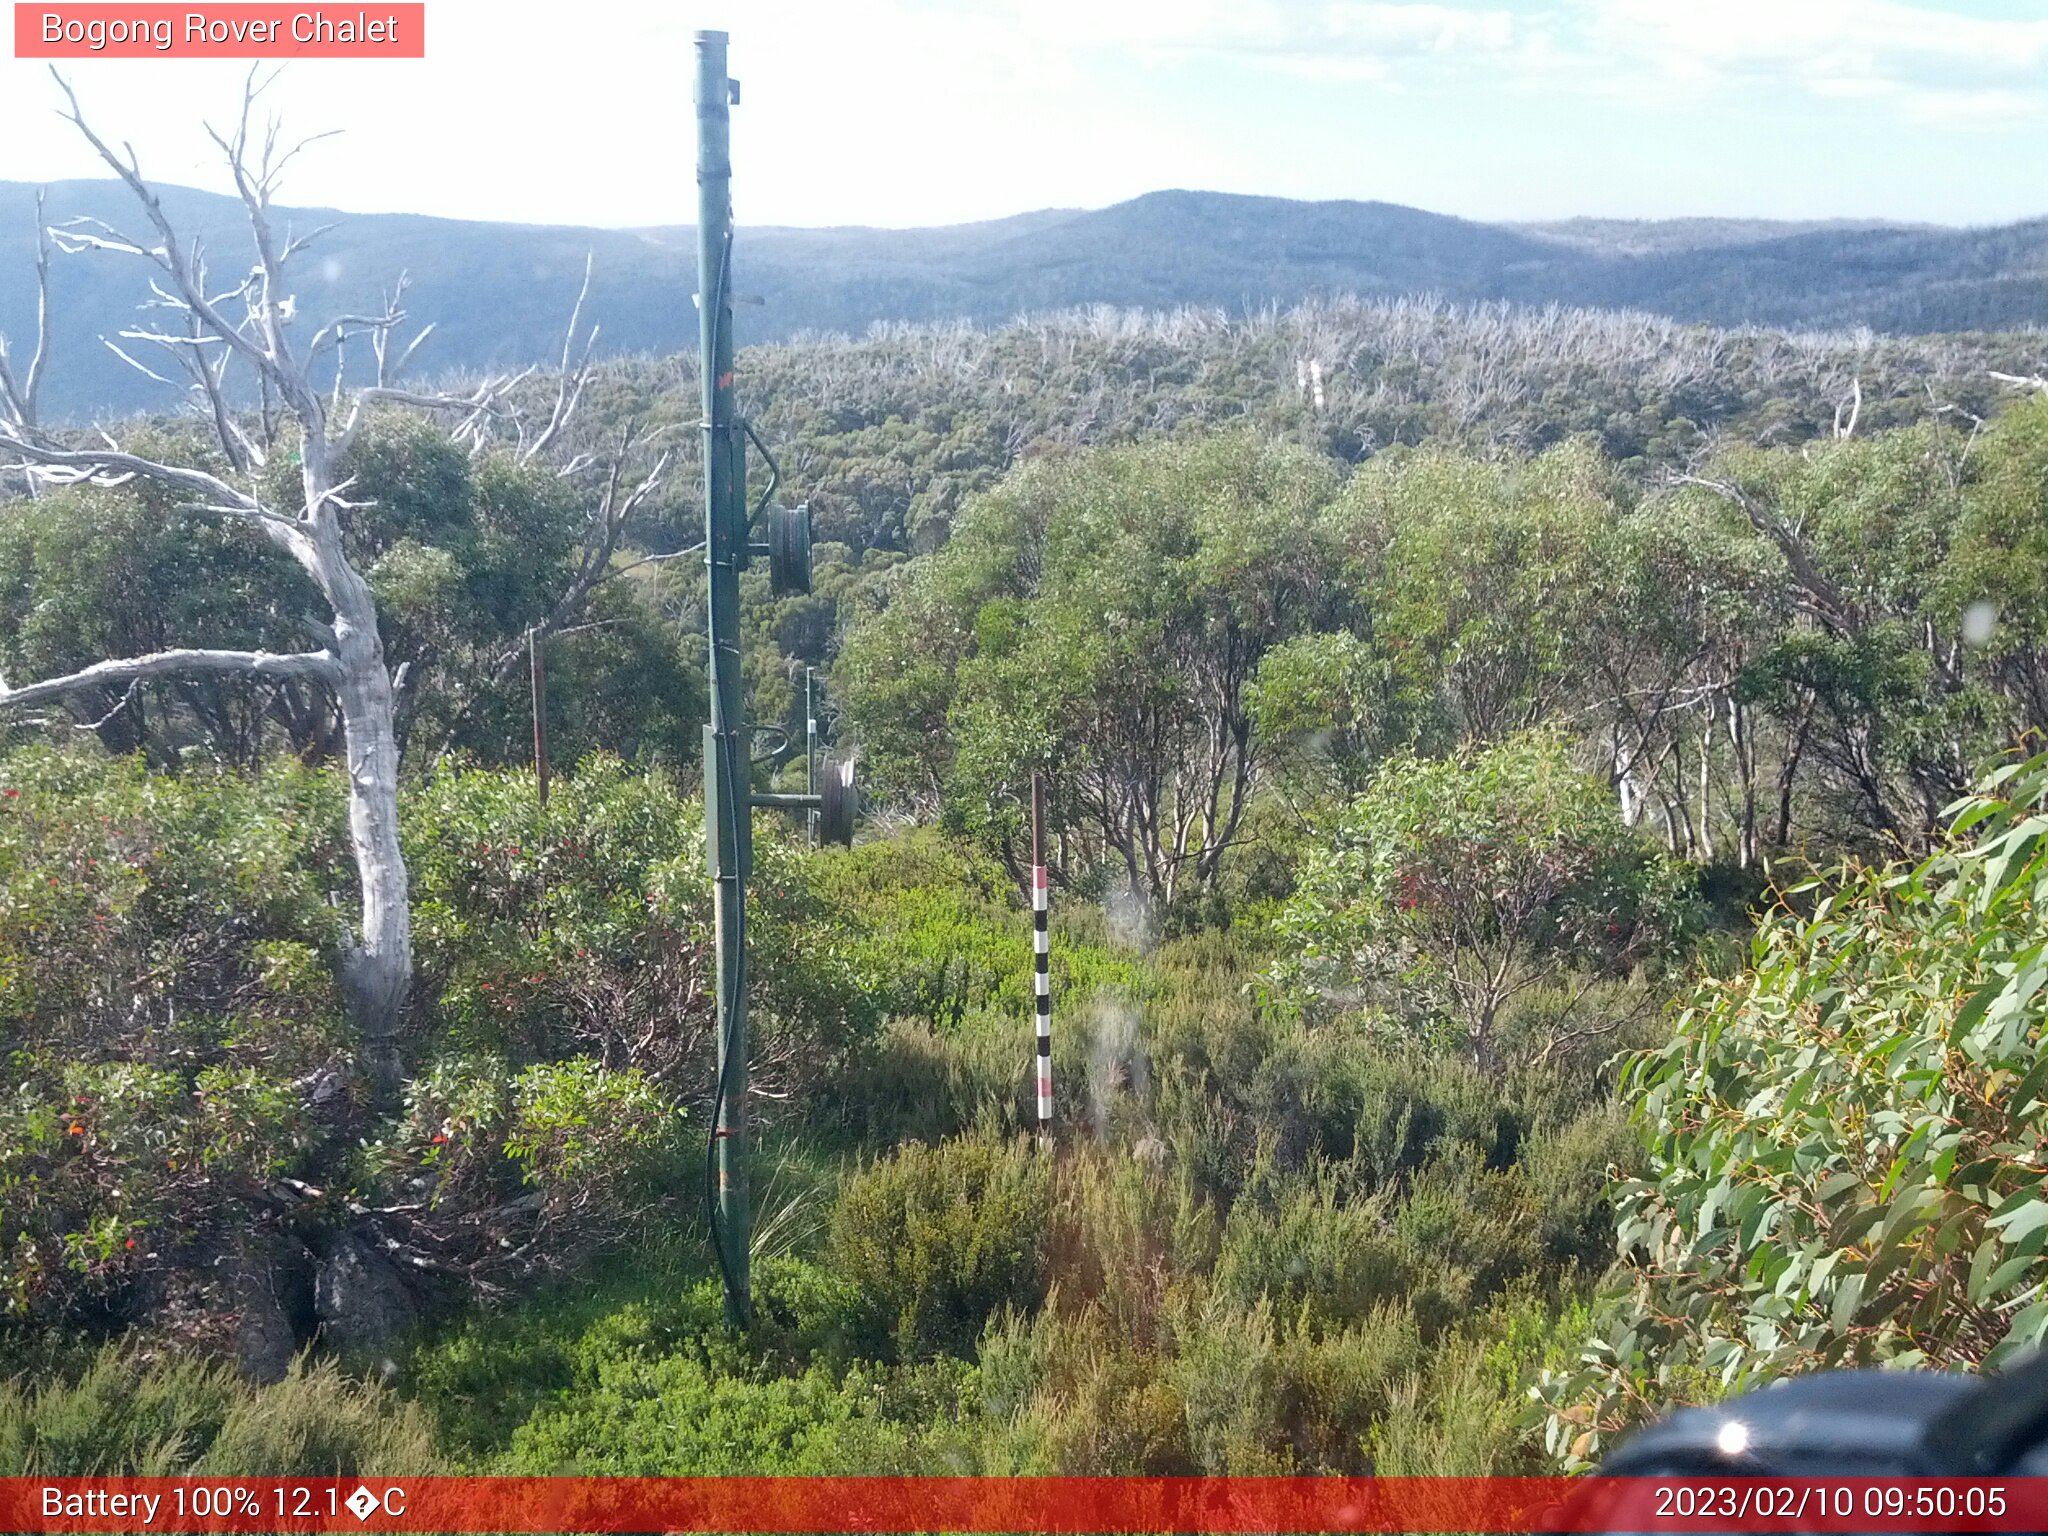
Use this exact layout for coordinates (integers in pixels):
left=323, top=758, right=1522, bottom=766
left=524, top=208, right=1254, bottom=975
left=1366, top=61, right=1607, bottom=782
left=767, top=502, right=813, bottom=597
left=818, top=754, right=858, bottom=848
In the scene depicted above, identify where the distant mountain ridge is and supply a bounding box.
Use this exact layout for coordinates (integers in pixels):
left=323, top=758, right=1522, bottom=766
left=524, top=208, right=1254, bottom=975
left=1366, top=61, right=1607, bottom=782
left=2, top=182, right=2043, bottom=419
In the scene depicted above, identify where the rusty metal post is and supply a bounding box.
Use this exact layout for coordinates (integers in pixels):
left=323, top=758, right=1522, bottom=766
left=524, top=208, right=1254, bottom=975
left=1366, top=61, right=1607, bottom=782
left=529, top=627, right=550, bottom=808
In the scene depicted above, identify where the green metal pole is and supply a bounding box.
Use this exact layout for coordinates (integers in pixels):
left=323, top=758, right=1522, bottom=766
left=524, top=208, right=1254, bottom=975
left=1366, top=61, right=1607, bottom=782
left=696, top=28, right=751, bottom=1326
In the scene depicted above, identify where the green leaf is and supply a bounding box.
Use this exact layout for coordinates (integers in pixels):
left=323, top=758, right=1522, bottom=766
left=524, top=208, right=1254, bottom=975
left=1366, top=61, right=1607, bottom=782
left=1988, top=1201, right=2048, bottom=1242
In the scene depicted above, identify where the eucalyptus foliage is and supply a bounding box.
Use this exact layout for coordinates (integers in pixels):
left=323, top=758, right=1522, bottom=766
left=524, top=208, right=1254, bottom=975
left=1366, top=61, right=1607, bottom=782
left=1273, top=731, right=1699, bottom=1073
left=1542, top=749, right=2048, bottom=1467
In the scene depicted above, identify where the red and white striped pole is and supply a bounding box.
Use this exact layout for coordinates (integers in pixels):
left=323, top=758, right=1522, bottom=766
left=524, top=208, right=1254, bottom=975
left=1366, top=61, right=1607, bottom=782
left=1030, top=772, right=1052, bottom=1138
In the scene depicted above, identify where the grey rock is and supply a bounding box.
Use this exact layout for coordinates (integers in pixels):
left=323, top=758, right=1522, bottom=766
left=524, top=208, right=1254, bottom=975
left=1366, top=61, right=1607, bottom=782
left=313, top=1236, right=415, bottom=1357
left=234, top=1275, right=297, bottom=1384
left=232, top=1241, right=313, bottom=1384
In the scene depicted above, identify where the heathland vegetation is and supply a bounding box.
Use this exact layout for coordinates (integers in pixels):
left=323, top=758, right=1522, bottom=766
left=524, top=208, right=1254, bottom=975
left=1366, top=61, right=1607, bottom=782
left=7, top=179, right=2048, bottom=418
left=4, top=155, right=2048, bottom=1471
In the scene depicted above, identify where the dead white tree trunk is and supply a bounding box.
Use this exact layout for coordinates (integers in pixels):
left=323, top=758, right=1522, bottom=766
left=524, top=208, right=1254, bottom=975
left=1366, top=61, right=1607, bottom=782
left=0, top=188, right=51, bottom=446
left=0, top=74, right=525, bottom=1096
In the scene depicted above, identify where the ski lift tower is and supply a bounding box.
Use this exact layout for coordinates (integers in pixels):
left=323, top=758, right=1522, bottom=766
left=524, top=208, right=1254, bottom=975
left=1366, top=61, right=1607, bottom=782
left=695, top=30, right=857, bottom=1328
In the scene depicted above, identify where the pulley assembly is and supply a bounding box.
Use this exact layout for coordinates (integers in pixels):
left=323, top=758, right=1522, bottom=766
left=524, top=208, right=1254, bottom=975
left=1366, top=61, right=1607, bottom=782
left=767, top=501, right=812, bottom=596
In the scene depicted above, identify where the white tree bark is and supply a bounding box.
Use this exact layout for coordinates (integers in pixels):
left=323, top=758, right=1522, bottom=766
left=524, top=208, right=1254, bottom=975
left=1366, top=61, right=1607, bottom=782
left=0, top=188, right=51, bottom=439
left=0, top=73, right=527, bottom=1096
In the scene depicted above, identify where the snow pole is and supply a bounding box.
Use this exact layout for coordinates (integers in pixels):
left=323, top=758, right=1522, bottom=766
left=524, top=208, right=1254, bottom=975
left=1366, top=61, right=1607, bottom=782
left=1031, top=771, right=1052, bottom=1141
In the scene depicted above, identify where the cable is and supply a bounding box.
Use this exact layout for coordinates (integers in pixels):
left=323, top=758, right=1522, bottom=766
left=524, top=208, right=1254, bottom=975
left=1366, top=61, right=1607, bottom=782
left=700, top=220, right=753, bottom=1329
left=743, top=418, right=781, bottom=530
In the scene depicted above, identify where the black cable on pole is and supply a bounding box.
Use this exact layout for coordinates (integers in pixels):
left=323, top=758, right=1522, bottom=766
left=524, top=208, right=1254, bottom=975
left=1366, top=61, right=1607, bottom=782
left=701, top=223, right=753, bottom=1328
left=743, top=418, right=780, bottom=530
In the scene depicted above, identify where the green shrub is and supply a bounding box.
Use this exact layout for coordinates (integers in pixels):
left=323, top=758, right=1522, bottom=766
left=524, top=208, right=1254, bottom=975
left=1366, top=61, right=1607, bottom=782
left=1273, top=730, right=1699, bottom=1073
left=1368, top=1338, right=1523, bottom=1475
left=1045, top=1150, right=1219, bottom=1343
left=404, top=756, right=875, bottom=1088
left=829, top=1010, right=1037, bottom=1144
left=362, top=1055, right=687, bottom=1285
left=810, top=828, right=1147, bottom=1031
left=503, top=1351, right=980, bottom=1474
left=978, top=1301, right=1192, bottom=1474
left=0, top=746, right=350, bottom=1330
left=829, top=1133, right=1052, bottom=1359
left=1276, top=1305, right=1423, bottom=1469
left=1171, top=1292, right=1291, bottom=1473
left=0, top=1348, right=440, bottom=1475
left=1543, top=749, right=2048, bottom=1468
left=0, top=746, right=875, bottom=1341
left=406, top=1254, right=870, bottom=1460
left=1172, top=1292, right=1427, bottom=1473
left=980, top=1282, right=1424, bottom=1474
left=1370, top=1288, right=1588, bottom=1475
left=1515, top=1104, right=1634, bottom=1271
left=1213, top=1177, right=1410, bottom=1330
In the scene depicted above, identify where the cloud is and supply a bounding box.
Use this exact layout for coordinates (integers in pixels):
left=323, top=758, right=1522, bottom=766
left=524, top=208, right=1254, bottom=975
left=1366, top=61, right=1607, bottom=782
left=1323, top=3, right=1516, bottom=55
left=934, top=0, right=1519, bottom=78
left=1582, top=0, right=2048, bottom=124
left=2, top=0, right=2037, bottom=227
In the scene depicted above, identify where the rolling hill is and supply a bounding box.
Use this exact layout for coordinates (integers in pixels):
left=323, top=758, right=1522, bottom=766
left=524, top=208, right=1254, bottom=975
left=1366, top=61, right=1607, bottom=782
left=2, top=181, right=2044, bottom=420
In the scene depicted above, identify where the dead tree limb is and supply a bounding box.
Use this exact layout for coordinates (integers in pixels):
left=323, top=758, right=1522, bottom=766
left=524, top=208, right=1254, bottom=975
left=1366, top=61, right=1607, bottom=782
left=0, top=71, right=517, bottom=1098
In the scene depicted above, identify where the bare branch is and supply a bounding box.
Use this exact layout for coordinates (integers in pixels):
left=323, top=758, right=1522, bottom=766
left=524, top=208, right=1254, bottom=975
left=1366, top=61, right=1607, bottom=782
left=47, top=217, right=157, bottom=263
left=181, top=307, right=258, bottom=472
left=73, top=681, right=140, bottom=732
left=528, top=430, right=673, bottom=644
left=100, top=335, right=178, bottom=387
left=521, top=252, right=599, bottom=463
left=0, top=646, right=338, bottom=710
left=331, top=375, right=524, bottom=459
left=308, top=305, right=408, bottom=364
left=47, top=72, right=285, bottom=394
left=388, top=322, right=435, bottom=386
left=1674, top=471, right=1855, bottom=634
left=203, top=100, right=318, bottom=418
left=609, top=542, right=704, bottom=579
left=1833, top=375, right=1861, bottom=440
left=0, top=189, right=52, bottom=431
left=278, top=218, right=341, bottom=265
left=0, top=429, right=272, bottom=519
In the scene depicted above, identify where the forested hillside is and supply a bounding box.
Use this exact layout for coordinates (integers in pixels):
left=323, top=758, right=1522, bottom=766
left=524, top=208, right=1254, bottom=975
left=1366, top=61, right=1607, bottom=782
left=7, top=174, right=2048, bottom=1478
left=4, top=178, right=2046, bottom=417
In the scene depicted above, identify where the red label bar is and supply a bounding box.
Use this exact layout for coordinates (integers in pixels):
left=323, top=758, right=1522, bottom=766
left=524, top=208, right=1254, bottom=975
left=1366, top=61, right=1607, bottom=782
left=14, top=4, right=424, bottom=57
left=3, top=1477, right=2048, bottom=1533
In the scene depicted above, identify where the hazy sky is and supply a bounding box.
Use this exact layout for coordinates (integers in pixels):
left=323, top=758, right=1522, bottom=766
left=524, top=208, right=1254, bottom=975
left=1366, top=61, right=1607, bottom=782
left=2, top=0, right=2044, bottom=229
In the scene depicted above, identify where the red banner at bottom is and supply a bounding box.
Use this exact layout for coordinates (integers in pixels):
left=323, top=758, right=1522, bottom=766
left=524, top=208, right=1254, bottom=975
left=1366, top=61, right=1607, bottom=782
left=5, top=1475, right=2045, bottom=1533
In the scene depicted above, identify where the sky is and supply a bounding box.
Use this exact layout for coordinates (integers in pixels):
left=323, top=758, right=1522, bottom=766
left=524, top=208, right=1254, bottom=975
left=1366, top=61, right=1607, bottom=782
left=1, top=0, right=2044, bottom=230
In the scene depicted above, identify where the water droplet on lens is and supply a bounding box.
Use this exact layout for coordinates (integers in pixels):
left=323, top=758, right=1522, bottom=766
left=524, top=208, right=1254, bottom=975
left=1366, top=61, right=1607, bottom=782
left=1963, top=600, right=1998, bottom=647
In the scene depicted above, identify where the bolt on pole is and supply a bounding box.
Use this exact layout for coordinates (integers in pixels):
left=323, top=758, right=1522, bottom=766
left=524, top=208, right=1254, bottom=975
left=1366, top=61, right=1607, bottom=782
left=696, top=27, right=752, bottom=1327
